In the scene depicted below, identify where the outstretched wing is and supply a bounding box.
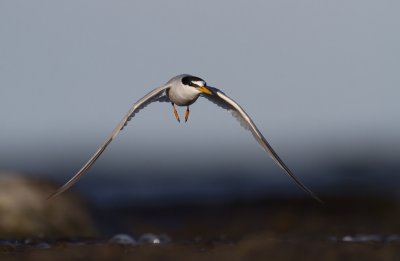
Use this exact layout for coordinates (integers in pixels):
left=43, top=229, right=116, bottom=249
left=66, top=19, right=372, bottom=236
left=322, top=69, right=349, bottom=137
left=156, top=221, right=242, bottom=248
left=48, top=85, right=170, bottom=199
left=203, top=87, right=323, bottom=204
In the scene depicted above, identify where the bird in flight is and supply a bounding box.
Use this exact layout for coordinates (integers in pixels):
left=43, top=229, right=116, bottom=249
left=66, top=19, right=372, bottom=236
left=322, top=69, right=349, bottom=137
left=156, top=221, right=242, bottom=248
left=49, top=74, right=322, bottom=203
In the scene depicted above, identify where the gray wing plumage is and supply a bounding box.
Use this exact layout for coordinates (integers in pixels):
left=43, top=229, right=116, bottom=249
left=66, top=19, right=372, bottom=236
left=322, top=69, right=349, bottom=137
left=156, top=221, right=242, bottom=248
left=203, top=87, right=323, bottom=204
left=48, top=85, right=170, bottom=199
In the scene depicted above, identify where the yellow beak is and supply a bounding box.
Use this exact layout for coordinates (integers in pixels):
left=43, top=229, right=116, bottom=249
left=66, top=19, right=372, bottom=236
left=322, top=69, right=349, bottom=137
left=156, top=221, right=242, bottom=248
left=196, top=86, right=212, bottom=95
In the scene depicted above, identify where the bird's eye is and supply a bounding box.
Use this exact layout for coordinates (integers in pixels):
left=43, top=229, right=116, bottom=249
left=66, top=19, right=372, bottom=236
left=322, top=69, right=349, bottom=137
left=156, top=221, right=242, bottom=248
left=182, top=76, right=205, bottom=87
left=181, top=76, right=192, bottom=86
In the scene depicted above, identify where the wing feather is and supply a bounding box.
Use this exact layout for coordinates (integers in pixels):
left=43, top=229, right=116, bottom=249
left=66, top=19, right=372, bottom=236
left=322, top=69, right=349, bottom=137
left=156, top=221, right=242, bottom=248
left=48, top=85, right=170, bottom=199
left=203, top=87, right=323, bottom=204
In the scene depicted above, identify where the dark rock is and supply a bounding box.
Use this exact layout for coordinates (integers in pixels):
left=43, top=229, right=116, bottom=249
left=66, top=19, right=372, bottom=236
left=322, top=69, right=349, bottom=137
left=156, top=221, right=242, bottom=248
left=0, top=172, right=96, bottom=238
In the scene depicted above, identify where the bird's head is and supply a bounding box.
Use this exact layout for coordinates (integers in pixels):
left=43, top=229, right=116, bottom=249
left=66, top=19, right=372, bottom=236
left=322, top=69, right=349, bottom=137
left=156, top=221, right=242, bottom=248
left=181, top=75, right=212, bottom=95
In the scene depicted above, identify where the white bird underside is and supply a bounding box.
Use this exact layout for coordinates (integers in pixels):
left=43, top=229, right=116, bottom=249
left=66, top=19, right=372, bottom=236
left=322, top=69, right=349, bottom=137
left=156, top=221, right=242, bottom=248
left=49, top=79, right=322, bottom=203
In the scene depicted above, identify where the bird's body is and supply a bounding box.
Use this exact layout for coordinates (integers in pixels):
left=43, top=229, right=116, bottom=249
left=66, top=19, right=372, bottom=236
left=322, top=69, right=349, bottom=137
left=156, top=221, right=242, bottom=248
left=49, top=74, right=322, bottom=203
left=166, top=74, right=202, bottom=106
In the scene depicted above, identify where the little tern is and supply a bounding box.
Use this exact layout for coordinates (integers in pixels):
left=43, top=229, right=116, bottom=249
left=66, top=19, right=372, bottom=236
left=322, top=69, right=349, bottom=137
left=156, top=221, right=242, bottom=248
left=49, top=74, right=322, bottom=203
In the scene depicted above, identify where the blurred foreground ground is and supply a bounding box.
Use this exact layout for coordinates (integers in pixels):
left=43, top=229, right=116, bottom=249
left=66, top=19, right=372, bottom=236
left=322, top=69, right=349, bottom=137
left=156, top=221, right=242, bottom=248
left=3, top=236, right=400, bottom=261
left=1, top=185, right=400, bottom=260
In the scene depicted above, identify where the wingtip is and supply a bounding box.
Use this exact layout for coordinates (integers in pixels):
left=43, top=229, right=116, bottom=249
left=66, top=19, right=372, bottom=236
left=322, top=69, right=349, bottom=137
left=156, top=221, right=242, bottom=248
left=46, top=186, right=67, bottom=200
left=298, top=182, right=324, bottom=205
left=312, top=194, right=325, bottom=205
left=46, top=191, right=59, bottom=201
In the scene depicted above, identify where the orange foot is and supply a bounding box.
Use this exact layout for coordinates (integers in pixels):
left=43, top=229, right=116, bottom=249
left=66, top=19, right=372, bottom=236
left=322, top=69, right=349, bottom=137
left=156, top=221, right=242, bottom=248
left=185, top=106, right=190, bottom=123
left=171, top=103, right=180, bottom=122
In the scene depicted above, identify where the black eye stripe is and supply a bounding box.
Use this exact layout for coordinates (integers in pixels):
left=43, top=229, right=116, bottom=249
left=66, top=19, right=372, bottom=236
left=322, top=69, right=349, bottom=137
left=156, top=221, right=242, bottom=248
left=181, top=76, right=206, bottom=87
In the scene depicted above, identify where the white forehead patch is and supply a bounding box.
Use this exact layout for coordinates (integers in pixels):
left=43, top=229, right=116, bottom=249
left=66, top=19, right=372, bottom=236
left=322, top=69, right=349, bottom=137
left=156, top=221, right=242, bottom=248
left=192, top=80, right=205, bottom=87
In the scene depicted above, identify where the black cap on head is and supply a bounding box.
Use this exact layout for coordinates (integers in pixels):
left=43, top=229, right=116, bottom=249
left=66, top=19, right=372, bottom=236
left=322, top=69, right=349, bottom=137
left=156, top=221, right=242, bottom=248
left=181, top=76, right=206, bottom=87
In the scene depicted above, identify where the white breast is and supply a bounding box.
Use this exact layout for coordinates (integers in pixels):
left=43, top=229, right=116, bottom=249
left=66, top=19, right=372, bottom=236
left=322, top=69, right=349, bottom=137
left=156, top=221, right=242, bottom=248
left=167, top=84, right=200, bottom=106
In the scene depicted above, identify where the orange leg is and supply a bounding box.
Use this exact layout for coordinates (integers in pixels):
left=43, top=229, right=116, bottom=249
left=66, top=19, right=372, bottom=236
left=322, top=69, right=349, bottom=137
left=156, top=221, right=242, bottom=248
left=185, top=106, right=190, bottom=123
left=171, top=103, right=180, bottom=122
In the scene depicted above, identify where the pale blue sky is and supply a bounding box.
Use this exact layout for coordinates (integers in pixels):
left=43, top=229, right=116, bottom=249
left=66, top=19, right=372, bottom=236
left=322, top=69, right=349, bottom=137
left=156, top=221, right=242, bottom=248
left=1, top=1, right=399, bottom=201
